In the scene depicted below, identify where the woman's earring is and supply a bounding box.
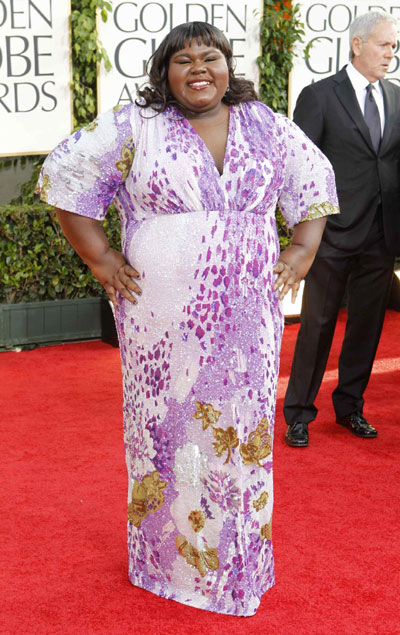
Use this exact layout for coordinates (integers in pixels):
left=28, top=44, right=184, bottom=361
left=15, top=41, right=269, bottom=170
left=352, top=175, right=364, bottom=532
left=224, top=85, right=230, bottom=96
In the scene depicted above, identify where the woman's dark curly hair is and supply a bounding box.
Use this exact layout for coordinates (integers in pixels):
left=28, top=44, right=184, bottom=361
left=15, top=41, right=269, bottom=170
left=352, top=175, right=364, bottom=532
left=136, top=21, right=258, bottom=112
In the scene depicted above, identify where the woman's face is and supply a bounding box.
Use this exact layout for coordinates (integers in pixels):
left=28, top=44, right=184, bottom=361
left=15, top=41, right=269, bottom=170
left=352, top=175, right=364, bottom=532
left=167, top=40, right=229, bottom=115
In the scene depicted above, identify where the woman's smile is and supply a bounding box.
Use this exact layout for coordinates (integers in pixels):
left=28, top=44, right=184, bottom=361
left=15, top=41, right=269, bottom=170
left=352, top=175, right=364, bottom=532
left=187, top=80, right=212, bottom=90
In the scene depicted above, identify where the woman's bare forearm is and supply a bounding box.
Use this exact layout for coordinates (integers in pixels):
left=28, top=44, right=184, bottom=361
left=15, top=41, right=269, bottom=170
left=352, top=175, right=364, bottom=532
left=273, top=216, right=327, bottom=301
left=55, top=208, right=117, bottom=268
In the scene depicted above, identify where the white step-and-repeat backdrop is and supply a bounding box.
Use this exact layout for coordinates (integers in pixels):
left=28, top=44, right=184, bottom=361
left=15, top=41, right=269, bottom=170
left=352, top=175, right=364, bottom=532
left=2, top=1, right=400, bottom=155
left=0, top=0, right=73, bottom=156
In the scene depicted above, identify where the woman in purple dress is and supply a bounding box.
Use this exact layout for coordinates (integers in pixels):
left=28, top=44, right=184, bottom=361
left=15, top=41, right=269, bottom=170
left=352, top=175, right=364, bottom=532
left=37, top=22, right=338, bottom=616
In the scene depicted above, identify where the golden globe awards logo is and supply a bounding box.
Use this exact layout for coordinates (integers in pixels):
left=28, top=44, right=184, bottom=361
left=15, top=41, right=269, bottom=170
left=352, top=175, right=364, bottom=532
left=0, top=0, right=72, bottom=156
left=0, top=0, right=57, bottom=113
left=97, top=1, right=261, bottom=112
left=113, top=2, right=249, bottom=86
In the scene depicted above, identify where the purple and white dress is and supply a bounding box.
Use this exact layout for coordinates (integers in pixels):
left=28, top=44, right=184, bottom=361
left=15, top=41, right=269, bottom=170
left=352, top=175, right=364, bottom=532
left=37, top=101, right=338, bottom=616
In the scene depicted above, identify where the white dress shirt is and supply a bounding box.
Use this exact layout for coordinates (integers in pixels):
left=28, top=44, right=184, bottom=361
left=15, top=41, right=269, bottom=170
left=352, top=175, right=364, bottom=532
left=346, top=62, right=385, bottom=133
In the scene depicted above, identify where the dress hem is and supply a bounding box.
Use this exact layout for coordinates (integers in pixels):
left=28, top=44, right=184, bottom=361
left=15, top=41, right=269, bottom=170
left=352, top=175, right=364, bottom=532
left=128, top=572, right=275, bottom=617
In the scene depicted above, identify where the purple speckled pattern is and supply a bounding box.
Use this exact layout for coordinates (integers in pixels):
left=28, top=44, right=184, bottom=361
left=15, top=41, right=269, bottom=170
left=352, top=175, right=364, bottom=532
left=37, top=101, right=338, bottom=616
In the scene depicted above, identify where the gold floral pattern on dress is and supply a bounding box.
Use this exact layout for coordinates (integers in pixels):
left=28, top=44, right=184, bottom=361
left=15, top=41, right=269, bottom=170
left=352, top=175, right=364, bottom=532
left=128, top=470, right=168, bottom=527
left=35, top=173, right=51, bottom=201
left=113, top=104, right=124, bottom=112
left=193, top=402, right=240, bottom=465
left=253, top=491, right=269, bottom=511
left=240, top=417, right=272, bottom=467
left=193, top=401, right=221, bottom=430
left=299, top=201, right=339, bottom=222
left=188, top=510, right=206, bottom=533
left=175, top=534, right=219, bottom=577
left=260, top=521, right=272, bottom=541
left=85, top=119, right=99, bottom=132
left=115, top=136, right=135, bottom=180
left=212, top=426, right=239, bottom=465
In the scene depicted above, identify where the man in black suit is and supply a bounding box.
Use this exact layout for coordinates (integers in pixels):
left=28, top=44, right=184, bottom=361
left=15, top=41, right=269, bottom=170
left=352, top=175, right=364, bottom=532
left=284, top=12, right=400, bottom=447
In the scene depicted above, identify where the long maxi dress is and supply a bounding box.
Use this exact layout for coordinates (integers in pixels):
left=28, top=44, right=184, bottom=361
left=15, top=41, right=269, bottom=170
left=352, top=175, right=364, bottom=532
left=37, top=100, right=338, bottom=616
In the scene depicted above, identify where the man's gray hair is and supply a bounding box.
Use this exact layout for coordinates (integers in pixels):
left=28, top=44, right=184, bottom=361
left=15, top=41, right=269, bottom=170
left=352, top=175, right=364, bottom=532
left=349, top=11, right=398, bottom=59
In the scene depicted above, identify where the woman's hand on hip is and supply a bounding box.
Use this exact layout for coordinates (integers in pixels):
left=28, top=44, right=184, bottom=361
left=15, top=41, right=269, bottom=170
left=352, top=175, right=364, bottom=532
left=113, top=262, right=142, bottom=307
left=91, top=249, right=141, bottom=308
left=273, top=260, right=301, bottom=302
left=273, top=216, right=327, bottom=302
left=54, top=209, right=141, bottom=307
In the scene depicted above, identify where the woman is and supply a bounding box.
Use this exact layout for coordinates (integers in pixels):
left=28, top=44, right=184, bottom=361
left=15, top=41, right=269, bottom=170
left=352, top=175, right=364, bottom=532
left=37, top=22, right=338, bottom=616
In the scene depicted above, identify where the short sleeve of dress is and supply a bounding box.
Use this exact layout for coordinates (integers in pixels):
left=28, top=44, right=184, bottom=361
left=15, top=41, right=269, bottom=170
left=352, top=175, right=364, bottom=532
left=35, top=104, right=135, bottom=221
left=276, top=113, right=339, bottom=228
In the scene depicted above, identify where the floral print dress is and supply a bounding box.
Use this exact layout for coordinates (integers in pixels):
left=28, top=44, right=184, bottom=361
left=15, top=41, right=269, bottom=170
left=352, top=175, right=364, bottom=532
left=37, top=101, right=338, bottom=616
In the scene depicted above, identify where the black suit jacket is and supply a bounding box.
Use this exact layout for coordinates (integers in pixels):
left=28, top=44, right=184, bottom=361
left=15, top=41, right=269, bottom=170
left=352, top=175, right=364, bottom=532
left=293, top=67, right=400, bottom=256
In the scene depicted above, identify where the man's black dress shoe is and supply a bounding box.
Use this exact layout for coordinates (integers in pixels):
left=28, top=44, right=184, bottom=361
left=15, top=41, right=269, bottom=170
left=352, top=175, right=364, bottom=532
left=336, top=412, right=377, bottom=438
left=285, top=421, right=309, bottom=447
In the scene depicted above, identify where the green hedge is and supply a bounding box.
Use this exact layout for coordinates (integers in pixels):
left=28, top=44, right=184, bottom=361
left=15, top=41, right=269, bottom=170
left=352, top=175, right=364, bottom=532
left=0, top=203, right=120, bottom=303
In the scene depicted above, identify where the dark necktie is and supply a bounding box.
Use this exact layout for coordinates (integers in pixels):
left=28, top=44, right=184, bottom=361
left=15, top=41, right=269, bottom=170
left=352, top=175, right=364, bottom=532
left=364, top=83, right=381, bottom=153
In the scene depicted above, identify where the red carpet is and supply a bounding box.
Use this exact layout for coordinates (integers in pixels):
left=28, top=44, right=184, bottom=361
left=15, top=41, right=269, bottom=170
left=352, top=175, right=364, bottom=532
left=1, top=309, right=400, bottom=635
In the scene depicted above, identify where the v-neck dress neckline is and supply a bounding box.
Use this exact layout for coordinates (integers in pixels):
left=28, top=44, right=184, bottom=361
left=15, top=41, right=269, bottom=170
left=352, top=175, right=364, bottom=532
left=173, top=104, right=234, bottom=178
